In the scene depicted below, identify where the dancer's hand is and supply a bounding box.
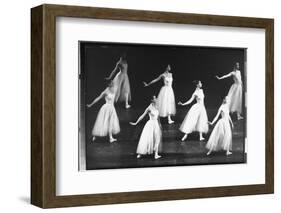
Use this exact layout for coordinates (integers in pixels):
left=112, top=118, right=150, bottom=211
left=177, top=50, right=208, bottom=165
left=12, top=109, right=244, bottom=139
left=143, top=82, right=149, bottom=87
left=87, top=104, right=92, bottom=108
left=215, top=75, right=220, bottom=80
left=208, top=121, right=213, bottom=125
left=129, top=122, right=137, bottom=126
left=178, top=101, right=183, bottom=106
left=105, top=77, right=110, bottom=80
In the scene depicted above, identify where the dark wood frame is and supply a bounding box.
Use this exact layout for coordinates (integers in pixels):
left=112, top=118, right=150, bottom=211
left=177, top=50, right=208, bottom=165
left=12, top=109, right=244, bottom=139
left=31, top=4, right=274, bottom=208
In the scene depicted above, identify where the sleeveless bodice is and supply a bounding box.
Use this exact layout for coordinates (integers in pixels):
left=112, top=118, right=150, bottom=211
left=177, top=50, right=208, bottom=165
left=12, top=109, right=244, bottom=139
left=220, top=104, right=229, bottom=119
left=232, top=70, right=242, bottom=84
left=148, top=107, right=159, bottom=120
left=163, top=74, right=173, bottom=87
left=194, top=89, right=205, bottom=104
left=105, top=90, right=115, bottom=104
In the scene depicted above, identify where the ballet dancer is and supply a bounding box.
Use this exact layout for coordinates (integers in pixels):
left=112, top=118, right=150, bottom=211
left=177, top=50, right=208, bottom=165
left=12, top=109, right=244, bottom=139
left=130, top=96, right=162, bottom=159
left=216, top=62, right=243, bottom=120
left=87, top=81, right=120, bottom=143
left=143, top=64, right=176, bottom=124
left=206, top=96, right=234, bottom=156
left=178, top=80, right=209, bottom=141
left=105, top=56, right=131, bottom=109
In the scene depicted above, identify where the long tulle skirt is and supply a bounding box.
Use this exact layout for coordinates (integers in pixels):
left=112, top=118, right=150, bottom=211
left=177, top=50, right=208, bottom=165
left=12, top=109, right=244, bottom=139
left=92, top=103, right=120, bottom=137
left=206, top=118, right=232, bottom=152
left=113, top=71, right=131, bottom=102
left=228, top=83, right=242, bottom=114
left=179, top=103, right=208, bottom=134
left=136, top=120, right=162, bottom=155
left=157, top=86, right=176, bottom=117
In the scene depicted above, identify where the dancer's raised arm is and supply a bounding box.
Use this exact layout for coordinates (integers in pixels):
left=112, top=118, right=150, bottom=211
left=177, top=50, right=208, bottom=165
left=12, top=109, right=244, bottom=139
left=216, top=71, right=233, bottom=80
left=209, top=107, right=222, bottom=125
left=178, top=93, right=196, bottom=106
left=105, top=57, right=122, bottom=80
left=143, top=74, right=163, bottom=87
left=87, top=90, right=106, bottom=108
left=130, top=107, right=150, bottom=125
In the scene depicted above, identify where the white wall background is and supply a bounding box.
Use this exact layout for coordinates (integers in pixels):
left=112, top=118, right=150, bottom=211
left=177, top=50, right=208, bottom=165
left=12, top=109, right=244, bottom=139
left=0, top=0, right=279, bottom=212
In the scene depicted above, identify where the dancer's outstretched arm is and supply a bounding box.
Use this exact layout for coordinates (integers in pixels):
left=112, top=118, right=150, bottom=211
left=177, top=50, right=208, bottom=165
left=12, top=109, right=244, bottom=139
left=143, top=74, right=163, bottom=87
left=87, top=90, right=105, bottom=108
left=105, top=58, right=122, bottom=80
left=209, top=107, right=222, bottom=125
left=178, top=93, right=195, bottom=106
left=216, top=72, right=233, bottom=80
left=130, top=107, right=149, bottom=125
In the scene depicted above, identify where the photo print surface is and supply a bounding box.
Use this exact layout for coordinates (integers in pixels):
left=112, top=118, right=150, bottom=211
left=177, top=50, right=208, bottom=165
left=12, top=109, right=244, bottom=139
left=79, top=41, right=247, bottom=170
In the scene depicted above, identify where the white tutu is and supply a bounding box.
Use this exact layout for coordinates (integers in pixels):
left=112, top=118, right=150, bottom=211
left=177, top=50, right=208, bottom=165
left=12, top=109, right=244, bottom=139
left=157, top=73, right=176, bottom=117
left=136, top=107, right=162, bottom=155
left=157, top=86, right=176, bottom=117
left=206, top=117, right=232, bottom=152
left=113, top=63, right=131, bottom=102
left=92, top=91, right=120, bottom=137
left=179, top=103, right=209, bottom=134
left=228, top=83, right=242, bottom=114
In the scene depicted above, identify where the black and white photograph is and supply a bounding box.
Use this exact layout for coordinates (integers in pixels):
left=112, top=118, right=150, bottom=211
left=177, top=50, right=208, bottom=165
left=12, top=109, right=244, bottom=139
left=79, top=41, right=247, bottom=170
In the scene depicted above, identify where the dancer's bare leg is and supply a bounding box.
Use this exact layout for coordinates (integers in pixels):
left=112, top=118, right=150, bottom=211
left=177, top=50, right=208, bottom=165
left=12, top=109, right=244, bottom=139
left=168, top=115, right=174, bottom=124
left=125, top=93, right=131, bottom=109
left=199, top=132, right=205, bottom=141
left=154, top=147, right=162, bottom=159
left=206, top=150, right=212, bottom=155
left=109, top=133, right=117, bottom=143
left=181, top=134, right=188, bottom=141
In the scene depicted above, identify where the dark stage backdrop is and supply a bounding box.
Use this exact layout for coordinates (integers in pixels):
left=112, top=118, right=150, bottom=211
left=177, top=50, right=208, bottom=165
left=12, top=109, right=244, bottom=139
left=79, top=41, right=246, bottom=169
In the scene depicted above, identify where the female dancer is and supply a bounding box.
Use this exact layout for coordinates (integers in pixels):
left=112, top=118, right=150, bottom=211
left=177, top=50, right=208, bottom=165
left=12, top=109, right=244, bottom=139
left=216, top=62, right=243, bottom=120
left=206, top=97, right=234, bottom=156
left=105, top=56, right=131, bottom=109
left=87, top=81, right=120, bottom=143
left=130, top=96, right=162, bottom=159
left=143, top=64, right=176, bottom=124
left=178, top=80, right=208, bottom=141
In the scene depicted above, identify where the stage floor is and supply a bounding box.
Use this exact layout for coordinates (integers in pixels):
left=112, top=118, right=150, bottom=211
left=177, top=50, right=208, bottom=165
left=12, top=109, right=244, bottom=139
left=85, top=107, right=246, bottom=170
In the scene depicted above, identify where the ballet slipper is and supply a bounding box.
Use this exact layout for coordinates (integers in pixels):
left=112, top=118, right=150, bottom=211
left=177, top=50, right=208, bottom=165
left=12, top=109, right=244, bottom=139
left=92, top=137, right=96, bottom=142
left=125, top=104, right=131, bottom=109
left=226, top=151, right=232, bottom=156
left=199, top=137, right=205, bottom=141
left=168, top=120, right=175, bottom=124
left=237, top=115, right=243, bottom=120
left=110, top=138, right=117, bottom=143
left=206, top=151, right=211, bottom=155
left=154, top=154, right=162, bottom=159
left=137, top=154, right=141, bottom=159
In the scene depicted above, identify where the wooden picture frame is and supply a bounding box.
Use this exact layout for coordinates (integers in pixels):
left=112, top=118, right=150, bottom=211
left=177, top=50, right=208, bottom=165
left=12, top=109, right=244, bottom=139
left=31, top=4, right=274, bottom=208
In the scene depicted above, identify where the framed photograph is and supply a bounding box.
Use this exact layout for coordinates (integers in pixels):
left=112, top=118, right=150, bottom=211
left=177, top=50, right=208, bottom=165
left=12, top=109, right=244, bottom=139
left=31, top=4, right=274, bottom=208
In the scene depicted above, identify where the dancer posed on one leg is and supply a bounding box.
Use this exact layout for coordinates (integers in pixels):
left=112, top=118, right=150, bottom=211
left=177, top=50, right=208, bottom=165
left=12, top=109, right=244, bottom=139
left=178, top=80, right=208, bottom=141
left=206, top=96, right=234, bottom=156
left=143, top=64, right=176, bottom=124
left=105, top=56, right=131, bottom=109
left=130, top=96, right=162, bottom=159
left=216, top=62, right=243, bottom=120
left=87, top=81, right=120, bottom=143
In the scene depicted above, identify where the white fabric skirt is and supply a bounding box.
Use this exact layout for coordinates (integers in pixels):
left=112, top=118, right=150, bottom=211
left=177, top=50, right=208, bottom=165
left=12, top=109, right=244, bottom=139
left=157, top=86, right=176, bottom=117
left=228, top=83, right=242, bottom=114
left=92, top=103, right=120, bottom=137
left=113, top=72, right=131, bottom=102
left=179, top=103, right=208, bottom=134
left=206, top=118, right=232, bottom=152
left=136, top=120, right=162, bottom=155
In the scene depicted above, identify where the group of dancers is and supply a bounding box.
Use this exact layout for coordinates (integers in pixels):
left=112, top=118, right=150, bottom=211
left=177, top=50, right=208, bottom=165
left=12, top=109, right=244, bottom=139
left=87, top=56, right=243, bottom=159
